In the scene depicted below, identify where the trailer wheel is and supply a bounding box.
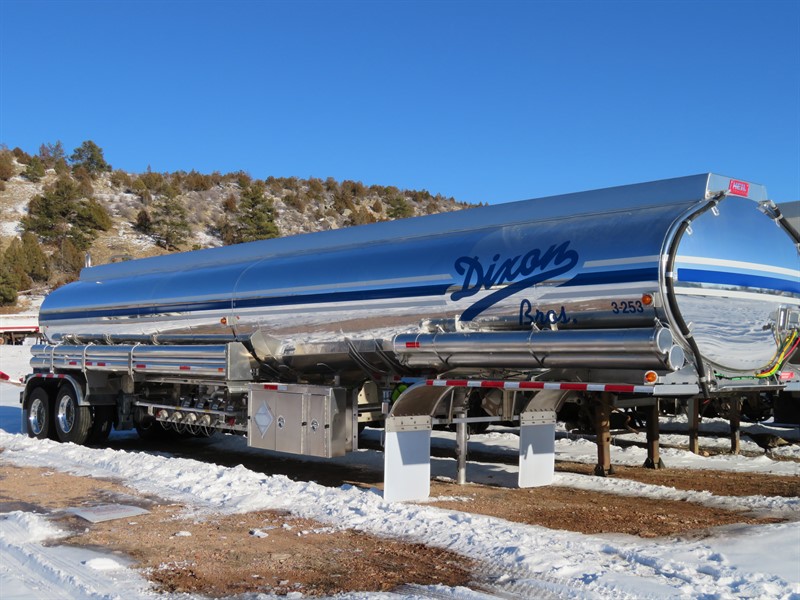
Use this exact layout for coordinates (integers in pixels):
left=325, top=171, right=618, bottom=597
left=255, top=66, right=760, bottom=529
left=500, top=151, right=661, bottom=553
left=54, top=384, right=92, bottom=444
left=24, top=387, right=53, bottom=440
left=134, top=408, right=170, bottom=440
left=86, top=406, right=115, bottom=445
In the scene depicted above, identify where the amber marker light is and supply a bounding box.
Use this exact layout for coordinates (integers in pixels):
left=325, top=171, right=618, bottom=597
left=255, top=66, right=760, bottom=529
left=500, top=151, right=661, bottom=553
left=644, top=371, right=658, bottom=384
left=641, top=293, right=654, bottom=306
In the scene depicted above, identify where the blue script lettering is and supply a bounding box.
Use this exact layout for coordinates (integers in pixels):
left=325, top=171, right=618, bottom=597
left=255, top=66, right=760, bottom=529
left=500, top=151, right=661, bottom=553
left=519, top=300, right=574, bottom=327
left=452, top=241, right=579, bottom=321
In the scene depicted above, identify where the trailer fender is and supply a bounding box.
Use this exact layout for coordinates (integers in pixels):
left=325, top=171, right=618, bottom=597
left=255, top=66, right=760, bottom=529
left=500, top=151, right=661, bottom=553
left=383, top=382, right=451, bottom=502
left=23, top=373, right=88, bottom=407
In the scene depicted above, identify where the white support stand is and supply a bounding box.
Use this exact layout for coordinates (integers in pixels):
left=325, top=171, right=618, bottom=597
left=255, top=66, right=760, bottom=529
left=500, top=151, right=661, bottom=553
left=518, top=410, right=557, bottom=488
left=383, top=416, right=433, bottom=502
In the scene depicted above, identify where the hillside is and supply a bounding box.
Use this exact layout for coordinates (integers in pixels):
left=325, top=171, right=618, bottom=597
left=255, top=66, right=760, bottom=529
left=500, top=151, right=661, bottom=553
left=0, top=144, right=474, bottom=308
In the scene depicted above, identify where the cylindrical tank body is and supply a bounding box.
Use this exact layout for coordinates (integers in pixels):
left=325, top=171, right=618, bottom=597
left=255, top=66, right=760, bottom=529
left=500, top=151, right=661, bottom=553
left=39, top=174, right=799, bottom=375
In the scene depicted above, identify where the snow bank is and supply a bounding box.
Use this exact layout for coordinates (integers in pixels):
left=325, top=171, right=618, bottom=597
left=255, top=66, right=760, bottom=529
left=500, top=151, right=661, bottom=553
left=0, top=429, right=798, bottom=599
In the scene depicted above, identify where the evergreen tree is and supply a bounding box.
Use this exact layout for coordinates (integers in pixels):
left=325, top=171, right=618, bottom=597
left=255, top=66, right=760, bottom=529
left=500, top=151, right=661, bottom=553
left=21, top=233, right=50, bottom=281
left=0, top=264, right=18, bottom=305
left=151, top=195, right=190, bottom=250
left=387, top=196, right=413, bottom=219
left=70, top=140, right=111, bottom=176
left=53, top=238, right=85, bottom=278
left=23, top=156, right=46, bottom=182
left=234, top=181, right=279, bottom=244
left=22, top=175, right=111, bottom=250
left=3, top=238, right=33, bottom=290
left=53, top=157, right=69, bottom=176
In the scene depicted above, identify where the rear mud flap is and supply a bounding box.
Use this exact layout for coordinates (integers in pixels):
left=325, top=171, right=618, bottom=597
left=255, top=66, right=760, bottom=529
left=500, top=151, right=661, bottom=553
left=518, top=418, right=556, bottom=488
left=383, top=416, right=432, bottom=502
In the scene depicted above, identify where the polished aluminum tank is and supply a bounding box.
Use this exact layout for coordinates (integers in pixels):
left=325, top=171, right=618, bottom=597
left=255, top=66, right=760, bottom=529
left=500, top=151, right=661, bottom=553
left=39, top=174, right=799, bottom=375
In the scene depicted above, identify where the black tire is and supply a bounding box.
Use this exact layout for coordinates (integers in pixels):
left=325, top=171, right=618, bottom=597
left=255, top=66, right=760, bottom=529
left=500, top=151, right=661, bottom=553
left=86, top=405, right=115, bottom=445
left=24, top=387, right=54, bottom=440
left=54, top=384, right=92, bottom=444
left=134, top=408, right=170, bottom=440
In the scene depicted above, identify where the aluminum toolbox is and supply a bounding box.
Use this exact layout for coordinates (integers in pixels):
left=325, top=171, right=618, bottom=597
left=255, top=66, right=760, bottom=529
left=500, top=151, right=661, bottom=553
left=247, top=384, right=347, bottom=458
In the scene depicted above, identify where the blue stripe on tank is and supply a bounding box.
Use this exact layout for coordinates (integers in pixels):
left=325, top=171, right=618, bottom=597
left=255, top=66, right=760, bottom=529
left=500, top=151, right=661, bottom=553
left=39, top=266, right=797, bottom=323
left=677, top=268, right=800, bottom=294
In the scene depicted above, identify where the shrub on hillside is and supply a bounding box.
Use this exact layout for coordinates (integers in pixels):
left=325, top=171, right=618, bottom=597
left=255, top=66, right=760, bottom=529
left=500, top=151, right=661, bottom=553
left=135, top=208, right=153, bottom=234
left=282, top=191, right=307, bottom=213
left=346, top=207, right=377, bottom=226
left=222, top=193, right=237, bottom=213
left=0, top=150, right=15, bottom=180
left=38, top=141, right=66, bottom=168
left=110, top=169, right=132, bottom=190
left=183, top=170, right=214, bottom=192
left=234, top=171, right=252, bottom=189
left=132, top=177, right=153, bottom=204
left=387, top=196, right=413, bottom=219
left=307, top=177, right=324, bottom=197
left=23, top=156, right=45, bottom=182
left=72, top=165, right=94, bottom=197
left=12, top=147, right=31, bottom=164
left=138, top=168, right=165, bottom=193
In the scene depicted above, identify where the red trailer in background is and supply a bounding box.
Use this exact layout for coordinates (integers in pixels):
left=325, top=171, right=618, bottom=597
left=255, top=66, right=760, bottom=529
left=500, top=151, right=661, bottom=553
left=0, top=313, right=39, bottom=345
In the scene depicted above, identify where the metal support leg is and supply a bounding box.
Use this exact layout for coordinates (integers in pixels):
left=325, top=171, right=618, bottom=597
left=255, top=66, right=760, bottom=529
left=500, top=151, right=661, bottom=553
left=594, top=393, right=614, bottom=476
left=688, top=396, right=700, bottom=454
left=643, top=400, right=664, bottom=469
left=383, top=415, right=433, bottom=502
left=455, top=412, right=468, bottom=485
left=730, top=398, right=741, bottom=455
left=519, top=410, right=557, bottom=487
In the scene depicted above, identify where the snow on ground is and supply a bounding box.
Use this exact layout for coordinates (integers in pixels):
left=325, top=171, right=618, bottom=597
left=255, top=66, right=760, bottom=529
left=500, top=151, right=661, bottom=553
left=1, top=344, right=799, bottom=599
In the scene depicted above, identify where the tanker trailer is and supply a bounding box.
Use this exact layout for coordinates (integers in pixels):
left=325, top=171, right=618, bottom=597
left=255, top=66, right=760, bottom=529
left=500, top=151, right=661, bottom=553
left=21, top=173, right=799, bottom=501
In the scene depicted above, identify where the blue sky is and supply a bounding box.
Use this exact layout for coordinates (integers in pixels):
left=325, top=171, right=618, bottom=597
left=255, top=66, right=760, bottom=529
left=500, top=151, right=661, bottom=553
left=1, top=0, right=798, bottom=204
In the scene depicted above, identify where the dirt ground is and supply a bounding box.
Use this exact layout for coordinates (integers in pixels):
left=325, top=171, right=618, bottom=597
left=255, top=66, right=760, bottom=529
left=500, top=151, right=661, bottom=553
left=1, top=455, right=797, bottom=597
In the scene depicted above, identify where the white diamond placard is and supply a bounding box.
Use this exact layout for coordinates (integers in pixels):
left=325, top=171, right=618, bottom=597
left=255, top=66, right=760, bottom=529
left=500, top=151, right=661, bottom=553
left=254, top=401, right=274, bottom=437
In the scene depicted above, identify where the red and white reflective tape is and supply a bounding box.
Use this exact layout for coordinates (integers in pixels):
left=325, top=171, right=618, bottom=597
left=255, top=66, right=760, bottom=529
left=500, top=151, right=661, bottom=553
left=27, top=373, right=68, bottom=381
left=262, top=383, right=289, bottom=391
left=425, top=379, right=655, bottom=395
